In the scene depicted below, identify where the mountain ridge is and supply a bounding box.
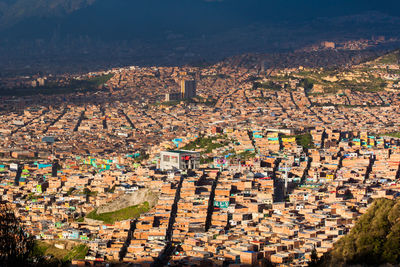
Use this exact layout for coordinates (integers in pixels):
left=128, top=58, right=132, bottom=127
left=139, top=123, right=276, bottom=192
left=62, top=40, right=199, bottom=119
left=0, top=0, right=95, bottom=29
left=1, top=0, right=400, bottom=74
left=2, top=0, right=400, bottom=34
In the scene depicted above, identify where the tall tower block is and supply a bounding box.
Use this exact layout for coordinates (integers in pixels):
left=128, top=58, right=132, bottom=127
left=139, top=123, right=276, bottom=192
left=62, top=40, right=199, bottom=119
left=181, top=79, right=196, bottom=99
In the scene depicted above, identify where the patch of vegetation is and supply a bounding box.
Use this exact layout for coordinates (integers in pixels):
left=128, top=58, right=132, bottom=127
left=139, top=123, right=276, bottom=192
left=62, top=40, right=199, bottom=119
left=375, top=50, right=400, bottom=65
left=308, top=92, right=324, bottom=96
left=0, top=203, right=36, bottom=266
left=379, top=132, right=400, bottom=138
left=336, top=78, right=387, bottom=92
left=237, top=150, right=256, bottom=160
left=181, top=135, right=230, bottom=154
left=201, top=73, right=229, bottom=79
left=183, top=96, right=217, bottom=107
left=299, top=78, right=314, bottom=92
left=283, top=133, right=314, bottom=149
left=204, top=98, right=218, bottom=107
left=253, top=81, right=282, bottom=91
left=87, top=74, right=113, bottom=87
left=83, top=188, right=97, bottom=197
left=134, top=153, right=149, bottom=163
left=253, top=96, right=272, bottom=101
left=26, top=192, right=39, bottom=201
left=63, top=244, right=88, bottom=261
left=34, top=241, right=68, bottom=260
left=216, top=74, right=229, bottom=79
left=222, top=149, right=236, bottom=157
left=0, top=74, right=113, bottom=97
left=66, top=187, right=75, bottom=196
left=159, top=100, right=181, bottom=106
left=108, top=185, right=116, bottom=193
left=318, top=198, right=400, bottom=266
left=245, top=76, right=261, bottom=83
left=313, top=102, right=386, bottom=108
left=293, top=66, right=389, bottom=94
left=32, top=241, right=49, bottom=257
left=200, top=157, right=214, bottom=164
left=86, top=202, right=150, bottom=224
left=296, top=133, right=314, bottom=149
left=34, top=241, right=88, bottom=264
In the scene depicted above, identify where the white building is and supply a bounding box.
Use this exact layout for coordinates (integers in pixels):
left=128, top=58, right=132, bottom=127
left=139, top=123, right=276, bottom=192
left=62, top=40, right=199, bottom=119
left=160, top=150, right=200, bottom=171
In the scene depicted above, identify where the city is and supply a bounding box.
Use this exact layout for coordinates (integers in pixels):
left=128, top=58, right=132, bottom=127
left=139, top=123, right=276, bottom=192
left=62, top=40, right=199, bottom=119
left=1, top=1, right=400, bottom=267
left=0, top=48, right=400, bottom=266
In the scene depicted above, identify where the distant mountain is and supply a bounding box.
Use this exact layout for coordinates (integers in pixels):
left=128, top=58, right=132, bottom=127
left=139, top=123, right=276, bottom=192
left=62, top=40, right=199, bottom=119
left=318, top=198, right=400, bottom=266
left=1, top=0, right=400, bottom=75
left=0, top=0, right=95, bottom=29
left=219, top=50, right=390, bottom=70
left=2, top=0, right=400, bottom=39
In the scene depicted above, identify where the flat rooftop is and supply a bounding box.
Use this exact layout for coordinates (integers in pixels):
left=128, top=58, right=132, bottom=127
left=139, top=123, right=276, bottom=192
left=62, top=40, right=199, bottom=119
left=165, top=150, right=199, bottom=154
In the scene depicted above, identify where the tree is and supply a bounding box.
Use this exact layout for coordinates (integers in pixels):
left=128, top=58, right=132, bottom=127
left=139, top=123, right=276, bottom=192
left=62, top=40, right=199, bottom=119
left=83, top=187, right=91, bottom=195
left=0, top=202, right=35, bottom=266
left=261, top=258, right=274, bottom=267
left=308, top=246, right=319, bottom=267
left=66, top=187, right=75, bottom=196
left=320, top=199, right=400, bottom=266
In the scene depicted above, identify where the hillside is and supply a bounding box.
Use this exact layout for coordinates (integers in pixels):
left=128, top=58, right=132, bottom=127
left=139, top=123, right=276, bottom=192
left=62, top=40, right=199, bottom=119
left=0, top=0, right=95, bottom=29
left=374, top=50, right=400, bottom=65
left=86, top=202, right=150, bottom=225
left=97, top=188, right=158, bottom=214
left=318, top=198, right=400, bottom=266
left=2, top=0, right=400, bottom=74
left=82, top=189, right=158, bottom=224
left=34, top=240, right=88, bottom=265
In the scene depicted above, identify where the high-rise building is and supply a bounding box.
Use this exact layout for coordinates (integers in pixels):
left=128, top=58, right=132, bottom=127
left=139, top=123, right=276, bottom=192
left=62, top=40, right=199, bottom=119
left=181, top=79, right=196, bottom=99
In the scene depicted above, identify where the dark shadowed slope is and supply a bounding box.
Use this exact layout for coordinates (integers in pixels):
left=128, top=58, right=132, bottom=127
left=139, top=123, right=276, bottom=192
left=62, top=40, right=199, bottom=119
left=1, top=0, right=400, bottom=74
left=318, top=198, right=400, bottom=266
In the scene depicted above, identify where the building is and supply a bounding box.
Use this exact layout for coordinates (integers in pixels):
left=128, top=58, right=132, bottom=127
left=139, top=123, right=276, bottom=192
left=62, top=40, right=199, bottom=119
left=165, top=92, right=181, bottom=102
left=32, top=78, right=45, bottom=87
left=160, top=150, right=200, bottom=171
left=181, top=79, right=196, bottom=99
left=322, top=41, right=335, bottom=49
left=37, top=78, right=45, bottom=87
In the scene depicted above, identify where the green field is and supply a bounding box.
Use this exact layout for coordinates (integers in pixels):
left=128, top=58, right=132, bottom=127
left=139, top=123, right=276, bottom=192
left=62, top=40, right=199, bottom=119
left=86, top=202, right=150, bottom=224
